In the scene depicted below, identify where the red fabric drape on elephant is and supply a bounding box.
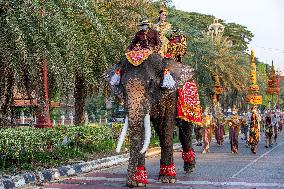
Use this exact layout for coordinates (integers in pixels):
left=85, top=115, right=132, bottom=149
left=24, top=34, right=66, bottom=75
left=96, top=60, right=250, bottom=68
left=177, top=81, right=202, bottom=125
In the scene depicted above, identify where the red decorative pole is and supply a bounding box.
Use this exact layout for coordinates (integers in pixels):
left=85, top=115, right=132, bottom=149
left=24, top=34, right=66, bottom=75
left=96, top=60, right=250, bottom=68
left=35, top=58, right=52, bottom=128
left=276, top=69, right=282, bottom=110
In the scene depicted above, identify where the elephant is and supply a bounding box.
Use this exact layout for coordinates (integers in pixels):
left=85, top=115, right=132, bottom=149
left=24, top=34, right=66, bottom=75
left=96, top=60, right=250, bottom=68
left=107, top=52, right=196, bottom=187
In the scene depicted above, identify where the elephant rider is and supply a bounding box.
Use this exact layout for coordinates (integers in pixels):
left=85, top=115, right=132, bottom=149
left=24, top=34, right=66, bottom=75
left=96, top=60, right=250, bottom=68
left=153, top=6, right=171, bottom=57
left=110, top=18, right=163, bottom=89
left=111, top=17, right=176, bottom=90
left=126, top=19, right=161, bottom=52
left=167, top=28, right=187, bottom=63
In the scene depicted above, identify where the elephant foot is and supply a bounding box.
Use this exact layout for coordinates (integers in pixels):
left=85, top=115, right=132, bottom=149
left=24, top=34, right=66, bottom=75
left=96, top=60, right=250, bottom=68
left=182, top=148, right=195, bottom=173
left=159, top=163, right=176, bottom=183
left=127, top=166, right=148, bottom=188
left=184, top=161, right=195, bottom=173
left=126, top=180, right=147, bottom=188
left=158, top=175, right=176, bottom=183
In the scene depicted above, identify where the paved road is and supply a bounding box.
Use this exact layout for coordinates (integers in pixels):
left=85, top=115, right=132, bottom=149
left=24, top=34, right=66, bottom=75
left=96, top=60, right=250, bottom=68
left=44, top=131, right=284, bottom=189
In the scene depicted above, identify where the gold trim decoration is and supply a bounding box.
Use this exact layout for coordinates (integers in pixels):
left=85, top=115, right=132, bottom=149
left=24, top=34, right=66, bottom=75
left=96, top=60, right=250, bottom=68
left=125, top=49, right=153, bottom=66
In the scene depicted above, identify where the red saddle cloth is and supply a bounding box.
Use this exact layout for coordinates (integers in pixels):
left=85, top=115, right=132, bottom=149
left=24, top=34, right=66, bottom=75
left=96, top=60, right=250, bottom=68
left=177, top=81, right=202, bottom=125
left=125, top=49, right=152, bottom=66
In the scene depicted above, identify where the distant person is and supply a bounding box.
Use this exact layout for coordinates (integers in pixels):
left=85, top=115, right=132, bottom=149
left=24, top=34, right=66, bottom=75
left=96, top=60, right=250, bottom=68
left=272, top=112, right=279, bottom=144
left=214, top=110, right=225, bottom=146
left=265, top=111, right=273, bottom=148
left=248, top=107, right=260, bottom=154
left=202, top=109, right=212, bottom=154
left=194, top=124, right=203, bottom=146
left=227, top=107, right=240, bottom=154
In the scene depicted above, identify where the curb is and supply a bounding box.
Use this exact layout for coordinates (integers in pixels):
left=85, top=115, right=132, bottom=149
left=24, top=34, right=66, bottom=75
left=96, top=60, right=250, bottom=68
left=0, top=144, right=182, bottom=189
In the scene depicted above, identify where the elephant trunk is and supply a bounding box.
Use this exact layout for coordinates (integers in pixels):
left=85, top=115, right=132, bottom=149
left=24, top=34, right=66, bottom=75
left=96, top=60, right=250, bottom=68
left=116, top=116, right=129, bottom=153
left=140, top=113, right=151, bottom=154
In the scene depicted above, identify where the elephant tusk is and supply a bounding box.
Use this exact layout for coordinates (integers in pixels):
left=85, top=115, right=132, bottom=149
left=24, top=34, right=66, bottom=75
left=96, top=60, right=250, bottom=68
left=140, top=113, right=151, bottom=154
left=116, top=116, right=128, bottom=153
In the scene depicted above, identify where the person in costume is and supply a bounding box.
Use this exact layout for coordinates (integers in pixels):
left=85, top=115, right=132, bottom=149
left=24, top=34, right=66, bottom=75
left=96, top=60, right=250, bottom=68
left=240, top=113, right=247, bottom=142
left=167, top=29, right=187, bottom=63
left=244, top=111, right=251, bottom=146
left=194, top=124, right=203, bottom=146
left=214, top=110, right=225, bottom=146
left=272, top=111, right=279, bottom=144
left=279, top=111, right=283, bottom=133
left=153, top=7, right=171, bottom=57
left=227, top=107, right=240, bottom=154
left=202, top=109, right=212, bottom=153
left=265, top=110, right=273, bottom=148
left=248, top=106, right=260, bottom=154
left=127, top=19, right=161, bottom=52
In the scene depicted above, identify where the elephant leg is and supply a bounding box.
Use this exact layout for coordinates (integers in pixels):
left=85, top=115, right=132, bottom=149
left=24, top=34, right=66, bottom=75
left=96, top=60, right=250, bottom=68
left=178, top=119, right=196, bottom=173
left=153, top=93, right=176, bottom=183
left=125, top=79, right=148, bottom=187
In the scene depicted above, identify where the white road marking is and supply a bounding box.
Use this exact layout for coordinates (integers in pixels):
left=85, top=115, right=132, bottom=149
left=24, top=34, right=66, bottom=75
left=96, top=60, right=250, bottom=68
left=60, top=176, right=284, bottom=187
left=231, top=141, right=284, bottom=178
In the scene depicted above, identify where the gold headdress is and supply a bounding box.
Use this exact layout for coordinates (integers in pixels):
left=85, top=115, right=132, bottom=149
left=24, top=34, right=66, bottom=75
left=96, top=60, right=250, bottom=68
left=159, top=3, right=168, bottom=15
left=232, top=106, right=238, bottom=115
left=251, top=106, right=257, bottom=113
left=137, top=18, right=151, bottom=26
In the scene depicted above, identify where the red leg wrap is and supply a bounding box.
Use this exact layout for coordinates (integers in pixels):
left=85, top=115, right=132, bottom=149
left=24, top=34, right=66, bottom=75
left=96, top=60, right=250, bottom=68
left=159, top=163, right=176, bottom=177
left=132, top=166, right=148, bottom=184
left=182, top=148, right=195, bottom=162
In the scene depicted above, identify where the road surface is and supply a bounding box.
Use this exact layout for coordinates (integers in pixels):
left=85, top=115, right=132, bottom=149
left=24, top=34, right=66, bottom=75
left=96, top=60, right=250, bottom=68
left=43, top=131, right=284, bottom=189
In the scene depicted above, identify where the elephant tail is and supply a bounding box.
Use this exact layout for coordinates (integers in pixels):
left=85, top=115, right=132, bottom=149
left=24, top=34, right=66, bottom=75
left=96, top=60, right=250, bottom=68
left=140, top=113, right=151, bottom=154
left=116, top=116, right=129, bottom=153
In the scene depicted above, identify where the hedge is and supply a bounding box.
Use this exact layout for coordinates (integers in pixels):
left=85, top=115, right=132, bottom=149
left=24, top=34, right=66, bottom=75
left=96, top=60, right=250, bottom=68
left=0, top=124, right=122, bottom=172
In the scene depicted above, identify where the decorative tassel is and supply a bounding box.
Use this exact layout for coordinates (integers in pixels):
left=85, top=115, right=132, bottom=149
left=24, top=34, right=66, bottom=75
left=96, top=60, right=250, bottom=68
left=110, top=69, right=121, bottom=86
left=182, top=148, right=195, bottom=162
left=132, top=166, right=149, bottom=184
left=161, top=68, right=176, bottom=89
left=159, top=164, right=176, bottom=177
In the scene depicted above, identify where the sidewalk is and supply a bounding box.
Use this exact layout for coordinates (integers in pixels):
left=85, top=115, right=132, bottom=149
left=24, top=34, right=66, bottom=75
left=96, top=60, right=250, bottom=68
left=0, top=132, right=231, bottom=189
left=0, top=144, right=182, bottom=189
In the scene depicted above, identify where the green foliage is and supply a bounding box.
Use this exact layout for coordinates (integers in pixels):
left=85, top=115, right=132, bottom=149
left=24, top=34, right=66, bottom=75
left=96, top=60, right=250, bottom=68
left=0, top=0, right=271, bottom=124
left=86, top=93, right=106, bottom=121
left=0, top=0, right=158, bottom=125
left=0, top=122, right=178, bottom=173
left=167, top=8, right=260, bottom=108
left=0, top=125, right=113, bottom=172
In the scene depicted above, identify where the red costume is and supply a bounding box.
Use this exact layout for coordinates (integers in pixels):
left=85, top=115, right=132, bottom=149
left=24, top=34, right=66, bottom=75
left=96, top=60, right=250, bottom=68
left=177, top=81, right=203, bottom=125
left=127, top=28, right=161, bottom=51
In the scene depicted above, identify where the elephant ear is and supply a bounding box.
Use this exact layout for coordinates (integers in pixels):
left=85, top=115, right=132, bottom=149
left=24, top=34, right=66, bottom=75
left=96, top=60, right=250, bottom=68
left=104, top=61, right=125, bottom=99
left=164, top=59, right=195, bottom=87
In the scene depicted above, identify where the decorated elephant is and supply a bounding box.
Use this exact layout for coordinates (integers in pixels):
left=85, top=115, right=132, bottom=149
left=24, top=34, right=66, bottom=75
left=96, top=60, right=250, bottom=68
left=107, top=50, right=198, bottom=187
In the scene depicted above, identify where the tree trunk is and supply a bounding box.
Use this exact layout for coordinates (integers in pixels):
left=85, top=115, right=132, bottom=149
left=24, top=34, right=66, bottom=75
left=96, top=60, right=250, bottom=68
left=74, top=72, right=87, bottom=125
left=0, top=65, right=14, bottom=127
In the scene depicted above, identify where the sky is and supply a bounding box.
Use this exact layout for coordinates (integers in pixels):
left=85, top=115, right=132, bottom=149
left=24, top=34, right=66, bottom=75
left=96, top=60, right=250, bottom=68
left=172, top=0, right=284, bottom=73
